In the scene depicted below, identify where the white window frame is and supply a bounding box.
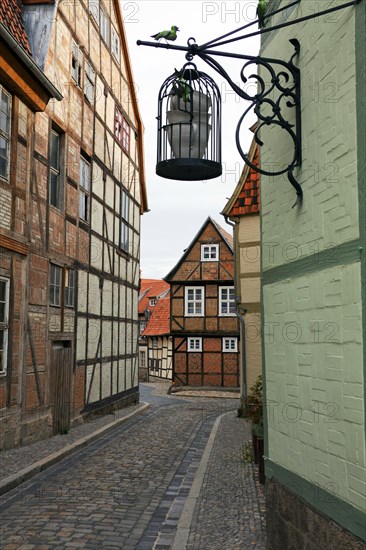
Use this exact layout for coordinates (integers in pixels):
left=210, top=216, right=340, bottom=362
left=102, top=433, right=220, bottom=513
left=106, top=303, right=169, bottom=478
left=185, top=286, right=204, bottom=317
left=149, top=298, right=157, bottom=307
left=84, top=60, right=95, bottom=103
left=222, top=337, right=238, bottom=352
left=100, top=7, right=110, bottom=45
left=187, top=337, right=202, bottom=352
left=50, top=264, right=62, bottom=306
left=152, top=337, right=158, bottom=349
left=219, top=286, right=236, bottom=316
left=71, top=40, right=83, bottom=87
left=111, top=25, right=120, bottom=61
left=0, top=277, right=10, bottom=376
left=89, top=0, right=100, bottom=22
left=49, top=129, right=63, bottom=209
left=79, top=156, right=91, bottom=222
left=120, top=189, right=130, bottom=253
left=140, top=350, right=146, bottom=368
left=0, top=86, right=12, bottom=181
left=201, top=244, right=219, bottom=262
left=64, top=268, right=75, bottom=308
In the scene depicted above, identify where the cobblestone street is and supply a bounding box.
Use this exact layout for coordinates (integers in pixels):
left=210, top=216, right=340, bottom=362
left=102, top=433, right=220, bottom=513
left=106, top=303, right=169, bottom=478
left=0, top=383, right=266, bottom=549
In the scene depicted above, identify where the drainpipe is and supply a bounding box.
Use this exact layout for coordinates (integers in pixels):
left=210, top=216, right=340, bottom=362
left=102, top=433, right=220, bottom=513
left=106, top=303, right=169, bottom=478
left=224, top=215, right=247, bottom=406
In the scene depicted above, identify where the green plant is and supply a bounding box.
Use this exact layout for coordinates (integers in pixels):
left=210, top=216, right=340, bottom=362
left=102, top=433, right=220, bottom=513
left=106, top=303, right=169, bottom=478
left=251, top=421, right=264, bottom=438
left=244, top=375, right=263, bottom=424
left=241, top=442, right=254, bottom=464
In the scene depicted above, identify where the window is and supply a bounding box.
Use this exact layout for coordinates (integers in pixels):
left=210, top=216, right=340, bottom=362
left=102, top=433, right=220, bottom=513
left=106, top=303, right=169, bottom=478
left=111, top=26, right=120, bottom=61
left=84, top=60, right=95, bottom=103
left=49, top=130, right=63, bottom=209
left=152, top=338, right=158, bottom=349
left=122, top=118, right=130, bottom=153
left=0, top=87, right=11, bottom=180
left=149, top=298, right=157, bottom=307
left=79, top=156, right=91, bottom=221
left=140, top=351, right=146, bottom=368
left=223, top=337, right=238, bottom=352
left=115, top=107, right=131, bottom=152
left=188, top=337, right=202, bottom=352
left=0, top=278, right=9, bottom=375
left=89, top=0, right=99, bottom=22
left=100, top=7, right=109, bottom=44
left=201, top=244, right=219, bottom=261
left=219, top=286, right=236, bottom=316
left=185, top=287, right=204, bottom=316
left=65, top=268, right=75, bottom=307
left=120, top=189, right=130, bottom=253
left=50, top=264, right=62, bottom=306
left=71, top=40, right=83, bottom=87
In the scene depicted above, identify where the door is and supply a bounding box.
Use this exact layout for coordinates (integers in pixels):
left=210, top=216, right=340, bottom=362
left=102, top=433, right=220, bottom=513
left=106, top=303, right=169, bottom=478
left=51, top=341, right=72, bottom=435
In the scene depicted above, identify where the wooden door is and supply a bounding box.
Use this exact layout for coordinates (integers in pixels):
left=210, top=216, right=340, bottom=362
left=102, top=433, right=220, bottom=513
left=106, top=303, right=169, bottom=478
left=51, top=342, right=72, bottom=435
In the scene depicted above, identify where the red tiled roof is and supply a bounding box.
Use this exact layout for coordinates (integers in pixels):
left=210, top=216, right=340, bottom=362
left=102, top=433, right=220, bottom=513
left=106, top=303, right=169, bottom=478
left=138, top=279, right=170, bottom=315
left=141, top=295, right=170, bottom=336
left=0, top=0, right=32, bottom=56
left=212, top=219, right=234, bottom=248
left=229, top=145, right=260, bottom=216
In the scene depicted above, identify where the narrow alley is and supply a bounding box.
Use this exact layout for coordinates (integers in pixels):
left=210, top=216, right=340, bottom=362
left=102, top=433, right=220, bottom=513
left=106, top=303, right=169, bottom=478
left=0, top=383, right=266, bottom=549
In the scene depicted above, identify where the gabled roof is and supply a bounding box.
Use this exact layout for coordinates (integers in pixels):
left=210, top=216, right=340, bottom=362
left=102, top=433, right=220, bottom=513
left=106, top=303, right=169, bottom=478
left=164, top=216, right=234, bottom=281
left=0, top=0, right=32, bottom=56
left=141, top=295, right=170, bottom=336
left=222, top=138, right=260, bottom=217
left=138, top=279, right=170, bottom=315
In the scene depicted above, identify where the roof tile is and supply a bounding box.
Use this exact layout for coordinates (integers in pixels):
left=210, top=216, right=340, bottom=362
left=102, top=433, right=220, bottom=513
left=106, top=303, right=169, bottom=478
left=138, top=279, right=170, bottom=314
left=0, top=0, right=32, bottom=56
left=141, top=295, right=170, bottom=336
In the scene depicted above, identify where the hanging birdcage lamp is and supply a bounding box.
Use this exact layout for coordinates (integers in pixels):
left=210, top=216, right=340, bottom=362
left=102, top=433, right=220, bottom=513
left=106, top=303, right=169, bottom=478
left=156, top=63, right=222, bottom=181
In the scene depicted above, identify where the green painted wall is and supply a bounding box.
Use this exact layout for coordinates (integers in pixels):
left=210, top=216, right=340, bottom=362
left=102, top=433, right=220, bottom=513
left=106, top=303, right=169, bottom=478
left=260, top=0, right=366, bottom=527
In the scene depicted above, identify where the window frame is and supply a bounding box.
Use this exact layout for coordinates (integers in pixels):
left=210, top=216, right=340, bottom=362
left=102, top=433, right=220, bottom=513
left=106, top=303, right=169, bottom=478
left=64, top=268, right=75, bottom=308
left=152, top=337, right=158, bottom=349
left=201, top=244, right=219, bottom=262
left=84, top=60, right=95, bottom=103
left=0, top=86, right=12, bottom=181
left=100, top=6, right=110, bottom=45
left=187, top=337, right=202, bottom=352
left=50, top=264, right=62, bottom=307
left=71, top=40, right=83, bottom=88
left=79, top=155, right=91, bottom=222
left=89, top=0, right=100, bottom=22
left=222, top=337, right=238, bottom=353
left=49, top=129, right=63, bottom=210
left=120, top=188, right=130, bottom=253
left=115, top=107, right=131, bottom=153
left=111, top=25, right=120, bottom=62
left=185, top=286, right=205, bottom=317
left=149, top=298, right=157, bottom=307
left=219, top=286, right=236, bottom=316
left=0, top=277, right=10, bottom=376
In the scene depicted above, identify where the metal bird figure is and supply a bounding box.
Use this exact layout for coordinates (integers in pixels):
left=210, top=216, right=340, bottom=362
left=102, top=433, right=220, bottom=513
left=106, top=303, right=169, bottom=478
left=257, top=0, right=267, bottom=28
left=151, top=25, right=180, bottom=42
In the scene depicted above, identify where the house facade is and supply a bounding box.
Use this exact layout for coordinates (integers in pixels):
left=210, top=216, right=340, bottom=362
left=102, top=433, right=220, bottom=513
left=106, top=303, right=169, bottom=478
left=259, top=1, right=365, bottom=547
left=138, top=278, right=169, bottom=380
left=141, top=294, right=172, bottom=381
left=0, top=0, right=147, bottom=449
left=222, top=138, right=261, bottom=403
left=165, top=217, right=240, bottom=388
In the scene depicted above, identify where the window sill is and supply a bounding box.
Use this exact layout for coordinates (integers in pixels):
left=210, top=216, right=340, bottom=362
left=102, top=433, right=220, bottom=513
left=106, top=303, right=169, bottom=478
left=116, top=248, right=130, bottom=261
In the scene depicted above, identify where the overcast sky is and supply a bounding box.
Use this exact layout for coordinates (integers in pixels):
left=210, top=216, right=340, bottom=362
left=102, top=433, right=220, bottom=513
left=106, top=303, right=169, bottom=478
left=122, top=1, right=260, bottom=279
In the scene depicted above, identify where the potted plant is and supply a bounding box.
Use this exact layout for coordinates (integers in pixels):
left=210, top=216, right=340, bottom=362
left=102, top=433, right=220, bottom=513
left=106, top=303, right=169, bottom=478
left=244, top=375, right=265, bottom=483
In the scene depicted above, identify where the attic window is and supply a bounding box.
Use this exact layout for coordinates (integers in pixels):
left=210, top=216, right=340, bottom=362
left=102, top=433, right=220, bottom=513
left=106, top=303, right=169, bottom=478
left=149, top=298, right=157, bottom=306
left=201, top=244, right=219, bottom=262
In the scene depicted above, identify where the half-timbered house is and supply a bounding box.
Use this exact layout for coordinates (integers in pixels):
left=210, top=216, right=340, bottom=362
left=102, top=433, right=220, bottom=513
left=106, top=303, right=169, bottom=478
left=222, top=137, right=261, bottom=404
left=0, top=0, right=147, bottom=449
left=141, top=294, right=172, bottom=380
left=165, top=217, right=240, bottom=387
left=138, top=278, right=169, bottom=380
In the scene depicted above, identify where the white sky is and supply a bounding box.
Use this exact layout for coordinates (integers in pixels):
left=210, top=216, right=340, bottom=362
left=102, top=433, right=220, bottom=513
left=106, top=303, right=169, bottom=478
left=122, top=1, right=260, bottom=278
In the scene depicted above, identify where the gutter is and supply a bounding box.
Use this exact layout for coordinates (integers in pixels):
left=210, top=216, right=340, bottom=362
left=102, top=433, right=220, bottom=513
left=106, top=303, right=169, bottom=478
left=0, top=21, right=63, bottom=101
left=224, top=215, right=247, bottom=403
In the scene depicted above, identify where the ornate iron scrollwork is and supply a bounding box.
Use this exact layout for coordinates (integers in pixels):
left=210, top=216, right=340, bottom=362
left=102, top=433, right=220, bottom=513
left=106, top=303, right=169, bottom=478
left=193, top=39, right=302, bottom=207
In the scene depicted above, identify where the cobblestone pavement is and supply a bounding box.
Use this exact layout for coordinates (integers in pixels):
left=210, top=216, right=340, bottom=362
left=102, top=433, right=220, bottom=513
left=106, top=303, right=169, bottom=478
left=0, top=382, right=266, bottom=549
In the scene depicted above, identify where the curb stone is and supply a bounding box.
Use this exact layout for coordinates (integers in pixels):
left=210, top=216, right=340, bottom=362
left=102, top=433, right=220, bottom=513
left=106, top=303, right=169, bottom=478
left=0, top=402, right=150, bottom=496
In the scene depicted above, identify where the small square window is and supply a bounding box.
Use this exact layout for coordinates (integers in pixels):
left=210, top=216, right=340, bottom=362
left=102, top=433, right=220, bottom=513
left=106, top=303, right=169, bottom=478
left=201, top=244, right=219, bottom=262
left=223, top=338, right=238, bottom=352
left=188, top=337, right=202, bottom=352
left=149, top=298, right=157, bottom=307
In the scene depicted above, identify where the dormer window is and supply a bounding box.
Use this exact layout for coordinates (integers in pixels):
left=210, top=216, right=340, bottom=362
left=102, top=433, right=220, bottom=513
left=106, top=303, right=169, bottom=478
left=201, top=244, right=219, bottom=261
left=149, top=298, right=157, bottom=307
